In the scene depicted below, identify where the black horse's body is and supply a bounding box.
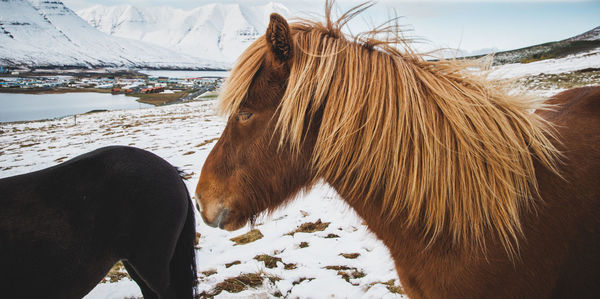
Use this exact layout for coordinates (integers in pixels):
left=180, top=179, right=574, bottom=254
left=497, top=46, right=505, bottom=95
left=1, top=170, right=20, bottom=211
left=0, top=146, right=197, bottom=298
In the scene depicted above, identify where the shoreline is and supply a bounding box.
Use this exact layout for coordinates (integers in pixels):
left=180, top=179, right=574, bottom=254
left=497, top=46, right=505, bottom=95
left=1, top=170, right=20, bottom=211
left=0, top=87, right=193, bottom=106
left=0, top=87, right=113, bottom=95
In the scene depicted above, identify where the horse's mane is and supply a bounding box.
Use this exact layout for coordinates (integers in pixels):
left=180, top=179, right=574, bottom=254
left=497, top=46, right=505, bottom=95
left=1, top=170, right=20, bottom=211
left=219, top=2, right=560, bottom=256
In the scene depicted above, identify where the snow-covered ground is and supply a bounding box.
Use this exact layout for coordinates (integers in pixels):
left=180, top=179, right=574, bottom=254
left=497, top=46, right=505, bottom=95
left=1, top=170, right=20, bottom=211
left=489, top=48, right=600, bottom=97
left=0, top=99, right=404, bottom=298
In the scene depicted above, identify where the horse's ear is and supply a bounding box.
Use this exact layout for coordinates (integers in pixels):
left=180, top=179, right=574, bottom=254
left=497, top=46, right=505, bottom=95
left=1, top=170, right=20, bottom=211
left=266, top=13, right=293, bottom=62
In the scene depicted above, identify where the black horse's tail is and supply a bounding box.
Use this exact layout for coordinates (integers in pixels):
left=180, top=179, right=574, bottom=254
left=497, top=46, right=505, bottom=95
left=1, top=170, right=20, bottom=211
left=170, top=188, right=198, bottom=299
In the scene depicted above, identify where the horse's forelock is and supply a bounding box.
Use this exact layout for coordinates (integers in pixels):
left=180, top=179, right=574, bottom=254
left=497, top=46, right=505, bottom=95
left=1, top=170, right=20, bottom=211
left=217, top=37, right=268, bottom=116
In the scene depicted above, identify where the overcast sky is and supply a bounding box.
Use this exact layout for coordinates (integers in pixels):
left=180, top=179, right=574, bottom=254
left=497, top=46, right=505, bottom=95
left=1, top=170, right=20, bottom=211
left=62, top=0, right=600, bottom=52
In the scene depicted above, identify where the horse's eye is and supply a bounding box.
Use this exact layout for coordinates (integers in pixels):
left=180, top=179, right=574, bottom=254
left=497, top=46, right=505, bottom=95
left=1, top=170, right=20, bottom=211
left=235, top=111, right=253, bottom=122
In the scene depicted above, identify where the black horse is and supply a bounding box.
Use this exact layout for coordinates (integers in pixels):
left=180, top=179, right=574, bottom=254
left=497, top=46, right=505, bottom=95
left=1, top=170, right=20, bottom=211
left=0, top=146, right=197, bottom=299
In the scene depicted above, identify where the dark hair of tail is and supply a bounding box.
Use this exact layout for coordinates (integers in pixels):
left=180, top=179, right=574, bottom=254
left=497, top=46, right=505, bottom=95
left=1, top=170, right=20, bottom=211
left=169, top=188, right=198, bottom=299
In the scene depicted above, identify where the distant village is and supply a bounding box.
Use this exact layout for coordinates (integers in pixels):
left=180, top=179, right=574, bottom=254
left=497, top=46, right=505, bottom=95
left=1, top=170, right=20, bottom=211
left=0, top=66, right=224, bottom=104
left=2, top=66, right=219, bottom=88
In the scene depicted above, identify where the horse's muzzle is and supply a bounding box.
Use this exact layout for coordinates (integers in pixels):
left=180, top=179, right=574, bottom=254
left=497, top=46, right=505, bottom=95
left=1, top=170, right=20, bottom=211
left=204, top=208, right=229, bottom=229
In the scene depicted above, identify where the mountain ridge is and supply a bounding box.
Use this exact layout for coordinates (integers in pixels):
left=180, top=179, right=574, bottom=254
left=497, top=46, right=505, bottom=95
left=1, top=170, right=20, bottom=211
left=76, top=2, right=290, bottom=64
left=0, top=0, right=226, bottom=69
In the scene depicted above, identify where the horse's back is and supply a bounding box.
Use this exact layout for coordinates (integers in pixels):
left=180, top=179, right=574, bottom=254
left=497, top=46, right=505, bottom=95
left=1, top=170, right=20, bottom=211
left=0, top=146, right=190, bottom=298
left=538, top=86, right=600, bottom=191
left=1, top=146, right=187, bottom=239
left=533, top=86, right=600, bottom=298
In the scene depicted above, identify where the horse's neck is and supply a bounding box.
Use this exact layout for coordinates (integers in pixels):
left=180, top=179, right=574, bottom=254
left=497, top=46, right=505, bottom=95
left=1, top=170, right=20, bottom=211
left=327, top=182, right=417, bottom=255
left=328, top=181, right=480, bottom=298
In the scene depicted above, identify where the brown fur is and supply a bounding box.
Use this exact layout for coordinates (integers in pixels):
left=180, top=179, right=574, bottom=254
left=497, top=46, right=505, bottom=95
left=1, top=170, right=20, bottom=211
left=196, top=2, right=600, bottom=298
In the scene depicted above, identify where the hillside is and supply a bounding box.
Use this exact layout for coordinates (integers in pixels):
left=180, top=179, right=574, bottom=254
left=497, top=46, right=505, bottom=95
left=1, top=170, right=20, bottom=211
left=77, top=2, right=290, bottom=64
left=486, top=26, right=600, bottom=95
left=0, top=0, right=226, bottom=69
left=480, top=26, right=600, bottom=65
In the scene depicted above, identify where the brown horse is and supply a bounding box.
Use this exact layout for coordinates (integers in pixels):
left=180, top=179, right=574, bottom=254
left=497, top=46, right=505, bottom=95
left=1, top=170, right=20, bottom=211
left=195, top=3, right=600, bottom=298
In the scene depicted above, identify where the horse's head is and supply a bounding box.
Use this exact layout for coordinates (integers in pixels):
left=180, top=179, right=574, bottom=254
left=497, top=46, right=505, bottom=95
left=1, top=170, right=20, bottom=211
left=195, top=14, right=314, bottom=230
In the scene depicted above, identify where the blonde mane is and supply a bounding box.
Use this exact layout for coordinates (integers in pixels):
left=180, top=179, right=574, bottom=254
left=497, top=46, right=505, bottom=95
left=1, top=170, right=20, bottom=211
left=219, top=3, right=560, bottom=256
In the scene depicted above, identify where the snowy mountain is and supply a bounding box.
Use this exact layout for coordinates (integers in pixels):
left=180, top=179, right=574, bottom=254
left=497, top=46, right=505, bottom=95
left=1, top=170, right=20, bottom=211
left=76, top=2, right=290, bottom=64
left=0, top=0, right=226, bottom=69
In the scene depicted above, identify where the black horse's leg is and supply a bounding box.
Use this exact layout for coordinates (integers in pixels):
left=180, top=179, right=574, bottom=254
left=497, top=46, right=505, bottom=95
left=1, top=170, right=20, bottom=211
left=125, top=257, right=175, bottom=298
left=123, top=260, right=161, bottom=299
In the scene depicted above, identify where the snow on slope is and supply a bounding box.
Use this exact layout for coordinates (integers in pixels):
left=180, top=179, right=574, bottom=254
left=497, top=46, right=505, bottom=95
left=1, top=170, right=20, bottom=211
left=490, top=48, right=600, bottom=79
left=565, top=26, right=600, bottom=42
left=77, top=2, right=290, bottom=64
left=0, top=0, right=226, bottom=69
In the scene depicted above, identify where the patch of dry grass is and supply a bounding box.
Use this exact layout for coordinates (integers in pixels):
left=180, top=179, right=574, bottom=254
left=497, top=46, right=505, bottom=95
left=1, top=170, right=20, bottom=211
left=324, top=265, right=366, bottom=285
left=54, top=156, right=68, bottom=163
left=287, top=219, right=330, bottom=236
left=340, top=253, right=360, bottom=259
left=339, top=269, right=366, bottom=284
left=195, top=232, right=201, bottom=245
left=292, top=277, right=315, bottom=285
left=131, top=90, right=189, bottom=106
left=230, top=229, right=263, bottom=245
left=225, top=260, right=241, bottom=268
left=369, top=279, right=404, bottom=294
left=20, top=142, right=40, bottom=148
left=254, top=254, right=297, bottom=270
left=101, top=261, right=130, bottom=283
left=254, top=254, right=282, bottom=269
left=200, top=272, right=281, bottom=297
left=201, top=269, right=217, bottom=277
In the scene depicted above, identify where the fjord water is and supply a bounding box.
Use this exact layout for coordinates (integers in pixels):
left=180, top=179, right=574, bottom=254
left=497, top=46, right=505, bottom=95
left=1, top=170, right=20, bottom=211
left=0, top=92, right=151, bottom=123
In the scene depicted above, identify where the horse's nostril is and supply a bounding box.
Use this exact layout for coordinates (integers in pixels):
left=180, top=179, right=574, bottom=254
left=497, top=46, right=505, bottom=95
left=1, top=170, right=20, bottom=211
left=204, top=208, right=229, bottom=228
left=194, top=192, right=203, bottom=212
left=217, top=208, right=229, bottom=229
